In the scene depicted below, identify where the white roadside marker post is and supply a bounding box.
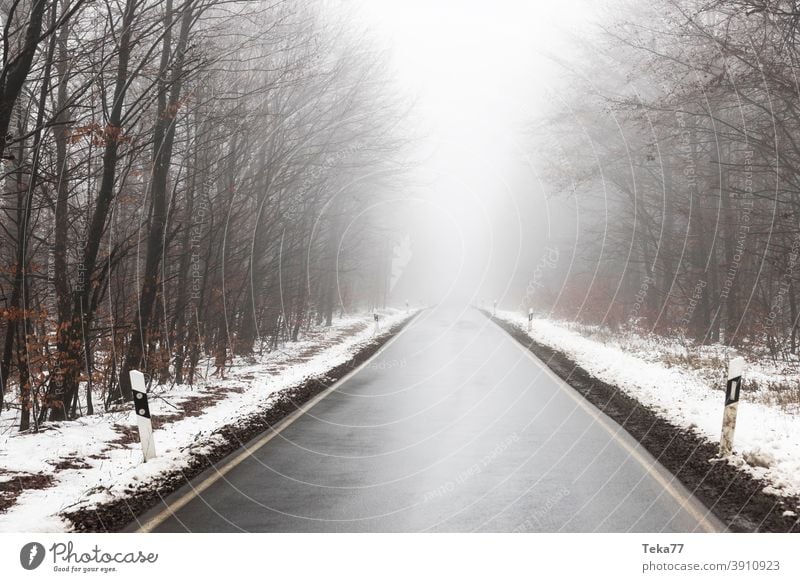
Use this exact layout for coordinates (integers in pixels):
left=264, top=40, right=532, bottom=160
left=527, top=308, right=533, bottom=331
left=130, top=370, right=157, bottom=462
left=373, top=311, right=380, bottom=334
left=719, top=356, right=745, bottom=457
left=493, top=300, right=497, bottom=317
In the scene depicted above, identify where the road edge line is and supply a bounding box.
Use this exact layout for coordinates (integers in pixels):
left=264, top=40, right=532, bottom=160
left=482, top=311, right=723, bottom=533
left=136, top=313, right=419, bottom=533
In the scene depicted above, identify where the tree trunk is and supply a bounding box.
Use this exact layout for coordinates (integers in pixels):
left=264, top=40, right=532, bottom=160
left=43, top=0, right=139, bottom=421
left=0, top=0, right=48, bottom=160
left=118, top=0, right=193, bottom=400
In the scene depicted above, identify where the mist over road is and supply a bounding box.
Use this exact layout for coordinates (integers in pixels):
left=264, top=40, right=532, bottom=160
left=137, top=306, right=721, bottom=533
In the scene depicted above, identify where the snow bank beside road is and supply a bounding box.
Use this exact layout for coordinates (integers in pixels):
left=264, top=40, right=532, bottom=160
left=0, top=309, right=413, bottom=532
left=494, top=310, right=800, bottom=499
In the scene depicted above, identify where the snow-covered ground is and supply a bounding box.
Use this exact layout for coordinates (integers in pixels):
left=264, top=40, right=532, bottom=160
left=494, top=309, right=800, bottom=500
left=0, top=309, right=412, bottom=532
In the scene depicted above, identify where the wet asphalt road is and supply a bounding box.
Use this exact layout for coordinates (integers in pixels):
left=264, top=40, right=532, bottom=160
left=136, top=306, right=723, bottom=532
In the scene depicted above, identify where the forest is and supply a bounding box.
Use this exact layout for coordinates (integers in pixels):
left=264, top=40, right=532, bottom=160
left=2, top=0, right=799, bottom=540
left=0, top=0, right=410, bottom=431
left=534, top=0, right=800, bottom=362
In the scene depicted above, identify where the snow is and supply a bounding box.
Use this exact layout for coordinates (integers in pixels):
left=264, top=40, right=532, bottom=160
left=0, top=309, right=413, bottom=532
left=494, top=309, right=800, bottom=500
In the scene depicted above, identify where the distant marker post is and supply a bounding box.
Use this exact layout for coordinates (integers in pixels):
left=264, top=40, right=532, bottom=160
left=719, top=357, right=744, bottom=457
left=528, top=308, right=533, bottom=331
left=130, top=370, right=157, bottom=462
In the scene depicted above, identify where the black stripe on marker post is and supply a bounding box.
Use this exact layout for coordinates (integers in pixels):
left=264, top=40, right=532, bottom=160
left=719, top=356, right=745, bottom=457
left=725, top=376, right=741, bottom=406
left=133, top=390, right=151, bottom=419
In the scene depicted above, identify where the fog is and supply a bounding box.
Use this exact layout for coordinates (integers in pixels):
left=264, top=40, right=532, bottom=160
left=336, top=0, right=800, bottom=359
left=4, top=0, right=798, bottom=428
left=2, top=0, right=799, bottom=538
left=351, top=0, right=595, bottom=309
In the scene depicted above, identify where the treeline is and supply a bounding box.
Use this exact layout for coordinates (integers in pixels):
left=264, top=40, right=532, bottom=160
left=0, top=0, right=409, bottom=430
left=534, top=0, right=800, bottom=358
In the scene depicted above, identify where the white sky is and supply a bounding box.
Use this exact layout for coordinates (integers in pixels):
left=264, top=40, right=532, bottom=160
left=357, top=0, right=594, bottom=128
left=350, top=0, right=597, bottom=305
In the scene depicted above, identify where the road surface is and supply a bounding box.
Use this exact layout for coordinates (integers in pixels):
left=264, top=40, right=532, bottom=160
left=134, top=306, right=723, bottom=532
